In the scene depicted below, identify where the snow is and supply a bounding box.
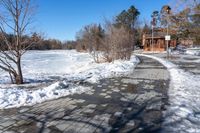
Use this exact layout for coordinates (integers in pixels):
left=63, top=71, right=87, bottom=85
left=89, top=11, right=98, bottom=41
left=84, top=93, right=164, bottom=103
left=0, top=50, right=139, bottom=84
left=0, top=50, right=139, bottom=109
left=138, top=54, right=200, bottom=132
left=0, top=81, right=90, bottom=109
left=186, top=48, right=200, bottom=56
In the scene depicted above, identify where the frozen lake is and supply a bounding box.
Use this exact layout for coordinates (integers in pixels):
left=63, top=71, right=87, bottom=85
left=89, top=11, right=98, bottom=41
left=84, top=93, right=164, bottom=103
left=0, top=50, right=92, bottom=84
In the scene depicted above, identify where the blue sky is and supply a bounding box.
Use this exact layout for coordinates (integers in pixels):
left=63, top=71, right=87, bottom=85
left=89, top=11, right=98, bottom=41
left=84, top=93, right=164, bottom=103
left=35, top=0, right=170, bottom=41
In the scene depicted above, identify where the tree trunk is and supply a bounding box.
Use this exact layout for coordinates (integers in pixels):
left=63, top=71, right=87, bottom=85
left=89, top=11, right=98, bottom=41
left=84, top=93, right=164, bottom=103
left=16, top=57, right=23, bottom=84
left=9, top=72, right=14, bottom=84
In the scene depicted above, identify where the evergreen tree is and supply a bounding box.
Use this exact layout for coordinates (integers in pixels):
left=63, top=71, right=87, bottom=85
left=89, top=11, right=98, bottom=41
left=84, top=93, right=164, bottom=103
left=160, top=5, right=172, bottom=27
left=114, top=5, right=140, bottom=30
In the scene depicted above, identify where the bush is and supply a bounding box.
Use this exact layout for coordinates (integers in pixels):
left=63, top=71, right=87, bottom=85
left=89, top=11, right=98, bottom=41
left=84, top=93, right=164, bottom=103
left=103, top=25, right=134, bottom=62
left=75, top=23, right=134, bottom=63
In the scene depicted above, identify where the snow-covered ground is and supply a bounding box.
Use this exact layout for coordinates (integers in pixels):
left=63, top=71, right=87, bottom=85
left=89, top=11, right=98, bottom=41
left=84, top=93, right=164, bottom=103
left=172, top=54, right=200, bottom=63
left=186, top=48, right=200, bottom=56
left=0, top=50, right=139, bottom=109
left=138, top=54, right=200, bottom=133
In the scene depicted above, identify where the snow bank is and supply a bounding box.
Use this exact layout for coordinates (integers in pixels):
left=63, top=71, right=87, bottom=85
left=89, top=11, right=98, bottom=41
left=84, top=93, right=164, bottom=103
left=70, top=55, right=139, bottom=83
left=0, top=50, right=139, bottom=109
left=0, top=81, right=90, bottom=109
left=137, top=54, right=200, bottom=132
left=186, top=48, right=200, bottom=56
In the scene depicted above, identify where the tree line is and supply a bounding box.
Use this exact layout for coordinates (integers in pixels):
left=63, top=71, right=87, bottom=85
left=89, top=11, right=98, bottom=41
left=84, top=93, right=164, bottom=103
left=0, top=32, right=78, bottom=50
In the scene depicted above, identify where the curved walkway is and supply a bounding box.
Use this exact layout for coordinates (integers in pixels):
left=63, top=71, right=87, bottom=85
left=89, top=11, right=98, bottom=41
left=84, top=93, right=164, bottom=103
left=139, top=54, right=200, bottom=133
left=0, top=56, right=170, bottom=133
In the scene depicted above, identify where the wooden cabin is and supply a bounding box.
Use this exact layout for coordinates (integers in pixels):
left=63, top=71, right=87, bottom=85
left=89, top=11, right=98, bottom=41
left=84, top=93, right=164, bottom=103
left=142, top=28, right=177, bottom=52
left=143, top=34, right=177, bottom=52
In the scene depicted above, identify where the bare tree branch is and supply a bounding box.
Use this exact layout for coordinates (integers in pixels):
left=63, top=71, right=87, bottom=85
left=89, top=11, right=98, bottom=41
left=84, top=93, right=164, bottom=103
left=0, top=0, right=35, bottom=84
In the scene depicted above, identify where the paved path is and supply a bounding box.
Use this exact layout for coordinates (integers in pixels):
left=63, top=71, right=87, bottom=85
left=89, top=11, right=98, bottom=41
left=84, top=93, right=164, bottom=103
left=169, top=55, right=200, bottom=75
left=0, top=56, right=170, bottom=133
left=154, top=53, right=200, bottom=75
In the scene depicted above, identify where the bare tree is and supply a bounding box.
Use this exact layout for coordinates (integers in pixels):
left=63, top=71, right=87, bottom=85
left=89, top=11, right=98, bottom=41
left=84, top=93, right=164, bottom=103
left=168, top=0, right=200, bottom=44
left=104, top=24, right=133, bottom=62
left=0, top=0, right=36, bottom=84
left=76, top=24, right=105, bottom=63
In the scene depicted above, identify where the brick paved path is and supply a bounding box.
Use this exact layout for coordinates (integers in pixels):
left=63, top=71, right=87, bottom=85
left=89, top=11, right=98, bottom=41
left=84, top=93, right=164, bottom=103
left=0, top=56, right=170, bottom=133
